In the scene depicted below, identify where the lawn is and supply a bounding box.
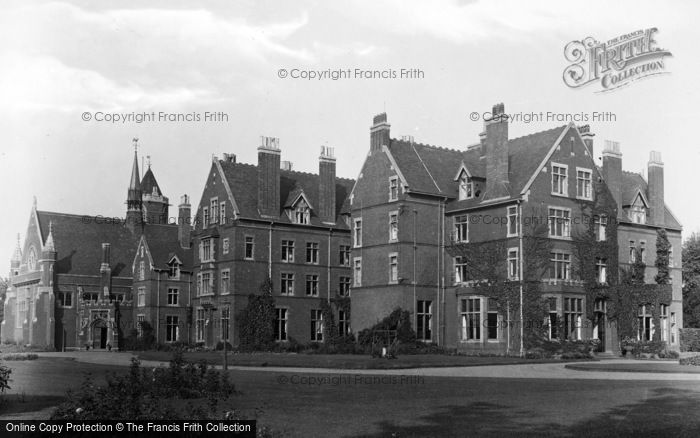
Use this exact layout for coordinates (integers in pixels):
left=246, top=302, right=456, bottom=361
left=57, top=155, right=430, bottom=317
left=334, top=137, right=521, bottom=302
left=565, top=362, right=700, bottom=374
left=136, top=351, right=593, bottom=369
left=4, top=356, right=700, bottom=436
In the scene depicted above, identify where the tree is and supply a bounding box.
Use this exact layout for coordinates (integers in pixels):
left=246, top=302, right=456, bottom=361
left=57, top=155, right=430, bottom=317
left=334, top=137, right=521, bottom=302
left=682, top=232, right=700, bottom=328
left=654, top=229, right=671, bottom=285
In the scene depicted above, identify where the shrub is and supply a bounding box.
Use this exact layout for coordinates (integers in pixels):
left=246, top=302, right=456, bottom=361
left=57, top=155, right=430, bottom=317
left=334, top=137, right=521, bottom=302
left=658, top=350, right=680, bottom=359
left=631, top=340, right=666, bottom=357
left=679, top=355, right=700, bottom=366
left=0, top=359, right=10, bottom=394
left=51, top=349, right=236, bottom=420
left=1, top=353, right=39, bottom=361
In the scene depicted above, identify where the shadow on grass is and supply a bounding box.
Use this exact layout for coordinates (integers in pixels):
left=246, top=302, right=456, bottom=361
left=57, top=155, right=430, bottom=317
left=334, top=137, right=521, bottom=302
left=0, top=395, right=65, bottom=416
left=355, top=387, right=700, bottom=438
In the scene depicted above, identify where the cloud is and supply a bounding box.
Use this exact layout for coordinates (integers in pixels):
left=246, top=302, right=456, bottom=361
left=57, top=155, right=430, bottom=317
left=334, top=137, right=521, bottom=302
left=0, top=2, right=313, bottom=113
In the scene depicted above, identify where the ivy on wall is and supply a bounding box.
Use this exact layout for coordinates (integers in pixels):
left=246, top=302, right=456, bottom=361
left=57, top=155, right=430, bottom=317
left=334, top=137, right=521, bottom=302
left=319, top=295, right=354, bottom=352
left=237, top=278, right=276, bottom=351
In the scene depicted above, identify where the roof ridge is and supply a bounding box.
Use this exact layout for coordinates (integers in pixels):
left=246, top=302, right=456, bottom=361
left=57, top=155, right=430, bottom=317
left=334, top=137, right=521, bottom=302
left=507, top=125, right=567, bottom=144
left=392, top=137, right=462, bottom=153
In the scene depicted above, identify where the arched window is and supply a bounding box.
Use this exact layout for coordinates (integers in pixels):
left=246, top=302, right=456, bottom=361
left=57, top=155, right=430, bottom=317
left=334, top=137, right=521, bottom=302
left=27, top=247, right=37, bottom=271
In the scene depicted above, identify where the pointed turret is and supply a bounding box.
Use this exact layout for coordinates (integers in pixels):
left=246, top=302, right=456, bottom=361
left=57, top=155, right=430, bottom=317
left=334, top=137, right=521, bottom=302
left=10, top=233, right=21, bottom=276
left=41, top=222, right=57, bottom=287
left=44, top=221, right=56, bottom=253
left=141, top=157, right=170, bottom=224
left=126, top=138, right=143, bottom=231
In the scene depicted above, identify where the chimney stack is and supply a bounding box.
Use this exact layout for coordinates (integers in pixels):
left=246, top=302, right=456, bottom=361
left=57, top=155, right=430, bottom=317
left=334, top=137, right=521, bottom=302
left=370, top=113, right=391, bottom=154
left=319, top=146, right=337, bottom=224
left=257, top=136, right=281, bottom=217
left=602, top=140, right=622, bottom=218
left=579, top=125, right=595, bottom=159
left=483, top=103, right=509, bottom=200
left=178, top=194, right=192, bottom=248
left=100, top=242, right=111, bottom=297
left=648, top=151, right=664, bottom=225
left=101, top=243, right=111, bottom=271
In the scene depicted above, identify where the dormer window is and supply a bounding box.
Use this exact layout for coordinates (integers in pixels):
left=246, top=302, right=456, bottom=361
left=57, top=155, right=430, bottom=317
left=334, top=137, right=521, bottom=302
left=294, top=199, right=310, bottom=224
left=458, top=173, right=474, bottom=200
left=630, top=205, right=646, bottom=224
left=628, top=193, right=648, bottom=224
left=168, top=262, right=181, bottom=279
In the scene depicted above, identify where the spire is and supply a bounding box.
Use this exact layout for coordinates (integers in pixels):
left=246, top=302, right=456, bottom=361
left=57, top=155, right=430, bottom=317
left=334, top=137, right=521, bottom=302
left=129, top=138, right=141, bottom=194
left=126, top=138, right=144, bottom=232
left=44, top=221, right=55, bottom=253
left=11, top=233, right=21, bottom=262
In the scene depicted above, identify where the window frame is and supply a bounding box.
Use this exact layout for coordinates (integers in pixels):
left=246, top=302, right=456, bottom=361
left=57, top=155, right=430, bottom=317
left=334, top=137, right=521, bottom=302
left=575, top=167, right=593, bottom=200
left=551, top=162, right=568, bottom=196
left=244, top=236, right=254, bottom=260
left=507, top=247, right=520, bottom=280
left=310, top=309, right=324, bottom=342
left=306, top=242, right=320, bottom=264
left=389, top=211, right=399, bottom=242
left=280, top=272, right=295, bottom=296
left=416, top=300, right=433, bottom=341
left=353, top=257, right=362, bottom=287
left=167, top=287, right=179, bottom=306
left=389, top=252, right=398, bottom=283
left=389, top=176, right=399, bottom=202
left=548, top=206, right=571, bottom=238
left=305, top=274, right=319, bottom=296
left=220, top=269, right=230, bottom=295
left=353, top=218, right=362, bottom=248
left=506, top=206, right=519, bottom=237
left=165, top=315, right=179, bottom=342
left=454, top=215, right=468, bottom=243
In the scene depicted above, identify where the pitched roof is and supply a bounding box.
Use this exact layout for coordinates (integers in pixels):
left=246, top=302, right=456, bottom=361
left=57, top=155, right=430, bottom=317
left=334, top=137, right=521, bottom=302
left=387, top=125, right=567, bottom=209
left=36, top=211, right=187, bottom=277
left=142, top=227, right=193, bottom=270
left=141, top=167, right=163, bottom=197
left=36, top=211, right=139, bottom=277
left=620, top=171, right=681, bottom=229
left=218, top=160, right=354, bottom=227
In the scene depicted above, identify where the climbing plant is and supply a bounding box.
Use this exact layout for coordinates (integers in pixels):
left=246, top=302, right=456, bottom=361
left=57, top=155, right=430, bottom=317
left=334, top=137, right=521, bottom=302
left=655, top=229, right=671, bottom=285
left=237, top=278, right=276, bottom=351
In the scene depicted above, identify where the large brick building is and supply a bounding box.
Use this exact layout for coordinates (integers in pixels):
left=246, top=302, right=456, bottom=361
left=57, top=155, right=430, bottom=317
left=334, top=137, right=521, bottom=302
left=1, top=146, right=192, bottom=349
left=189, top=139, right=354, bottom=347
left=350, top=105, right=682, bottom=353
left=1, top=107, right=684, bottom=353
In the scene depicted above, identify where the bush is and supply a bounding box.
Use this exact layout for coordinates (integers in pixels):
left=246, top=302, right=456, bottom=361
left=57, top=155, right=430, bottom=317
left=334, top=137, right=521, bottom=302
left=215, top=341, right=234, bottom=351
left=679, top=355, right=700, bottom=366
left=524, top=336, right=596, bottom=358
left=631, top=340, right=666, bottom=356
left=1, top=353, right=38, bottom=361
left=0, top=359, right=10, bottom=394
left=51, top=349, right=236, bottom=420
left=658, top=350, right=680, bottom=359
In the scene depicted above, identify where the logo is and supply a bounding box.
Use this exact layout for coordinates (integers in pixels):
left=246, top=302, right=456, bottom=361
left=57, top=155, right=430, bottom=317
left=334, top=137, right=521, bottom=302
left=563, top=28, right=672, bottom=92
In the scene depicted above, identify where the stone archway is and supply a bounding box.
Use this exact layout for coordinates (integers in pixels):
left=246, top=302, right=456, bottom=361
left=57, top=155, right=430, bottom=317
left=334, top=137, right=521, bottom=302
left=90, top=318, right=109, bottom=349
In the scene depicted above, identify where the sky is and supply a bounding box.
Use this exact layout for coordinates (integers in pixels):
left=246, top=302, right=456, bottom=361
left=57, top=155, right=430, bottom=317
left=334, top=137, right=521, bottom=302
left=1, top=0, right=700, bottom=268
